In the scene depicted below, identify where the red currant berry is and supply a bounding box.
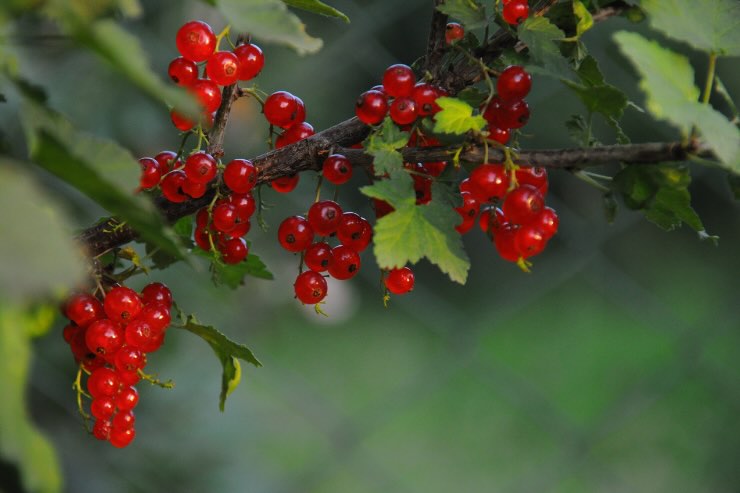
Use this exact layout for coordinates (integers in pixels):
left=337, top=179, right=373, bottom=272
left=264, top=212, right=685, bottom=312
left=468, top=163, right=510, bottom=203
left=385, top=267, right=415, bottom=294
left=220, top=237, right=249, bottom=264
left=304, top=242, right=333, bottom=272
left=327, top=245, right=361, bottom=280
left=115, top=386, right=139, bottom=412
left=154, top=151, right=180, bottom=171
left=264, top=91, right=300, bottom=128
left=454, top=191, right=480, bottom=234
left=488, top=126, right=510, bottom=145
left=138, top=304, right=171, bottom=333
left=124, top=319, right=156, bottom=350
left=184, top=153, right=218, bottom=185
left=206, top=51, right=240, bottom=86
left=482, top=96, right=505, bottom=128
left=478, top=207, right=506, bottom=234
left=139, top=331, right=165, bottom=353
left=502, top=0, right=529, bottom=25
left=421, top=161, right=447, bottom=177
left=183, top=178, right=207, bottom=198
left=114, top=345, right=147, bottom=372
left=65, top=293, right=105, bottom=328
left=382, top=64, right=416, bottom=98
left=502, top=184, right=544, bottom=225
left=293, top=270, right=328, bottom=304
left=190, top=79, right=222, bottom=113
left=278, top=216, right=314, bottom=252
left=234, top=43, right=264, bottom=80
left=92, top=419, right=111, bottom=441
left=493, top=223, right=520, bottom=262
left=85, top=319, right=124, bottom=357
left=411, top=83, right=442, bottom=117
left=161, top=170, right=190, bottom=203
left=459, top=178, right=474, bottom=194
left=104, top=286, right=142, bottom=323
left=373, top=198, right=394, bottom=218
left=212, top=203, right=238, bottom=232
left=109, top=426, right=135, bottom=448
left=176, top=21, right=217, bottom=62
left=322, top=154, right=353, bottom=185
left=500, top=99, right=530, bottom=129
left=413, top=173, right=432, bottom=205
left=168, top=57, right=198, bottom=86
left=87, top=367, right=121, bottom=399
left=228, top=193, right=257, bottom=220
left=62, top=324, right=78, bottom=344
left=223, top=220, right=251, bottom=239
left=355, top=90, right=388, bottom=125
left=223, top=159, right=257, bottom=193
left=275, top=121, right=314, bottom=148
left=91, top=397, right=116, bottom=420
left=139, top=157, right=164, bottom=190
left=445, top=22, right=465, bottom=44
left=141, top=282, right=172, bottom=307
left=515, top=224, right=546, bottom=258
left=170, top=110, right=195, bottom=131
left=336, top=213, right=372, bottom=252
left=533, top=206, right=558, bottom=239
left=271, top=174, right=299, bottom=193
left=497, top=65, right=532, bottom=102
left=112, top=410, right=135, bottom=431
left=118, top=369, right=141, bottom=386
left=389, top=97, right=417, bottom=125
left=515, top=166, right=548, bottom=195
left=307, top=200, right=343, bottom=237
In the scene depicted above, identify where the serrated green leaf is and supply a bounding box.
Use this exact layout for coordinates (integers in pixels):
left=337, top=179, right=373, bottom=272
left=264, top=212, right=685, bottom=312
left=181, top=315, right=261, bottom=411
left=282, top=0, right=349, bottom=22
left=432, top=97, right=486, bottom=135
left=614, top=31, right=740, bottom=171
left=20, top=101, right=188, bottom=260
left=455, top=87, right=487, bottom=108
left=641, top=0, right=740, bottom=57
left=0, top=162, right=87, bottom=301
left=518, top=17, right=574, bottom=79
left=565, top=114, right=599, bottom=147
left=372, top=195, right=470, bottom=284
left=364, top=117, right=410, bottom=176
left=360, top=171, right=415, bottom=209
left=436, top=0, right=487, bottom=29
left=217, top=0, right=322, bottom=55
left=572, top=0, right=593, bottom=39
left=194, top=247, right=274, bottom=286
left=0, top=304, right=62, bottom=493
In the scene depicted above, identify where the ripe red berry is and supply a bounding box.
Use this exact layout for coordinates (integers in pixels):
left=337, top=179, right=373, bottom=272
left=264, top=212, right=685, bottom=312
left=502, top=0, right=529, bottom=25
left=141, top=282, right=172, bottom=307
left=115, top=386, right=139, bottom=412
left=275, top=122, right=314, bottom=148
left=112, top=410, right=135, bottom=431
left=502, top=184, right=544, bottom=225
left=124, top=320, right=156, bottom=351
left=482, top=96, right=505, bottom=128
left=478, top=207, right=506, bottom=234
left=515, top=166, right=548, bottom=195
left=138, top=304, right=171, bottom=333
left=223, top=220, right=251, bottom=239
left=411, top=83, right=441, bottom=117
left=224, top=159, right=257, bottom=193
left=206, top=51, right=240, bottom=86
left=307, top=200, right=343, bottom=237
left=85, top=319, right=124, bottom=357
left=336, top=212, right=372, bottom=252
left=104, top=286, right=142, bottom=323
left=264, top=91, right=301, bottom=128
left=327, top=245, right=361, bottom=280
left=384, top=267, right=415, bottom=294
left=212, top=203, right=238, bottom=232
left=322, top=154, right=353, bottom=185
left=92, top=419, right=111, bottom=441
left=488, top=126, right=510, bottom=145
left=454, top=191, right=480, bottom=234
left=114, top=346, right=146, bottom=372
left=87, top=367, right=121, bottom=399
left=139, top=157, right=164, bottom=190
left=278, top=216, right=314, bottom=252
left=184, top=152, right=218, bottom=184
left=271, top=174, right=299, bottom=193
left=176, top=21, right=217, bottom=62
left=154, top=151, right=180, bottom=171
left=468, top=163, right=510, bottom=203
left=91, top=397, right=116, bottom=420
left=533, top=207, right=558, bottom=239
left=65, top=293, right=105, bottom=328
left=493, top=223, right=520, bottom=262
left=118, top=369, right=141, bottom=386
left=499, top=99, right=530, bottom=129
left=445, top=22, right=465, bottom=44
left=168, top=57, right=198, bottom=86
left=294, top=270, right=328, bottom=304
left=182, top=178, right=207, bottom=199
left=233, top=43, right=264, bottom=80
left=412, top=173, right=432, bottom=204
left=515, top=224, right=546, bottom=258
left=389, top=97, right=417, bottom=125
left=109, top=426, right=135, bottom=448
left=160, top=170, right=190, bottom=203
left=304, top=242, right=333, bottom=272
left=373, top=198, right=394, bottom=218
left=497, top=65, right=532, bottom=102
left=355, top=90, right=388, bottom=125
left=190, top=79, right=222, bottom=113
left=170, top=110, right=195, bottom=131
left=220, top=237, right=249, bottom=264
left=228, top=193, right=256, bottom=220
left=382, top=64, right=416, bottom=98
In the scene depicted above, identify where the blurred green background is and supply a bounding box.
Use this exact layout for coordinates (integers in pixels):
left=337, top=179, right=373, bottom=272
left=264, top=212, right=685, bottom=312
left=1, top=1, right=739, bottom=492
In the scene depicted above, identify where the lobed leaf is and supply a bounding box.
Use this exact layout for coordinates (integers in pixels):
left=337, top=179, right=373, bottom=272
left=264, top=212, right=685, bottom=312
left=432, top=97, right=487, bottom=135
left=282, top=0, right=349, bottom=23
left=518, top=17, right=574, bottom=80
left=436, top=0, right=487, bottom=29
left=364, top=117, right=410, bottom=176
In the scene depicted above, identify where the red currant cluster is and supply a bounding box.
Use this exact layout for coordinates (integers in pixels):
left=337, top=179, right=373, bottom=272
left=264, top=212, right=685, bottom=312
left=502, top=0, right=530, bottom=25
left=482, top=65, right=532, bottom=145
left=168, top=20, right=264, bottom=130
left=355, top=63, right=447, bottom=126
left=61, top=283, right=174, bottom=447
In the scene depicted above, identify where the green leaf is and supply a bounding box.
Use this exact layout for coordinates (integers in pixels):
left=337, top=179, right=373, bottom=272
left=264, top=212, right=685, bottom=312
left=614, top=31, right=740, bottom=171
left=0, top=304, right=63, bottom=493
left=518, top=17, right=574, bottom=79
left=432, top=97, right=487, bottom=135
left=282, top=0, right=349, bottom=22
left=455, top=87, right=488, bottom=108
left=193, top=247, right=274, bottom=287
left=715, top=76, right=739, bottom=120
left=565, top=114, right=599, bottom=147
left=360, top=170, right=415, bottom=208
left=181, top=315, right=261, bottom=411
left=364, top=117, right=409, bottom=176
left=217, top=0, right=323, bottom=55
left=372, top=193, right=470, bottom=284
left=0, top=162, right=87, bottom=301
left=572, top=0, right=593, bottom=39
left=641, top=0, right=740, bottom=57
left=436, top=0, right=487, bottom=29
left=20, top=101, right=188, bottom=260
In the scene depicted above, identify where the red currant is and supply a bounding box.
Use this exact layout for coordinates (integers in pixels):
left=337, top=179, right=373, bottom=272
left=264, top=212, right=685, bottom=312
left=182, top=177, right=207, bottom=199
left=264, top=91, right=301, bottom=128
left=65, top=293, right=105, bottom=328
left=278, top=216, right=314, bottom=252
left=275, top=122, right=314, bottom=148
left=170, top=110, right=195, bottom=131
left=114, top=346, right=147, bottom=372
left=233, top=43, right=264, bottom=80
left=502, top=184, right=544, bottom=225
left=228, top=193, right=256, bottom=220
left=91, top=397, right=116, bottom=420
left=190, top=79, right=222, bottom=113
left=515, top=224, right=546, bottom=258
left=141, top=282, right=172, bottom=307
left=176, top=21, right=217, bottom=62
left=454, top=191, right=480, bottom=234
left=184, top=152, right=218, bottom=184
left=488, top=126, right=510, bottom=145
left=500, top=99, right=530, bottom=129
left=206, top=51, right=240, bottom=86
left=493, top=223, right=520, bottom=262
left=497, top=65, right=532, bottom=102
left=104, top=286, right=142, bottom=323
left=124, top=320, right=156, bottom=351
left=327, top=245, right=361, bottom=280
left=85, top=319, right=124, bottom=357
left=139, top=157, right=164, bottom=190
left=168, top=57, right=198, bottom=86
left=502, top=0, right=529, bottom=25
left=220, top=237, right=249, bottom=264
left=382, top=64, right=416, bottom=98
left=271, top=174, right=299, bottom=193
left=322, top=154, right=353, bottom=185
left=304, top=242, right=333, bottom=272
left=515, top=166, right=548, bottom=195
left=92, top=419, right=111, bottom=441
left=355, top=90, right=388, bottom=125
left=389, top=97, right=417, bottom=125
left=385, top=267, right=415, bottom=294
left=115, top=386, right=139, bottom=411
left=533, top=207, right=558, bottom=239
left=336, top=213, right=372, bottom=252
left=411, top=83, right=441, bottom=116
left=87, top=367, right=121, bottom=399
left=307, top=200, right=343, bottom=237
left=138, top=304, right=171, bottom=333
left=212, top=203, right=238, bottom=232
left=223, top=159, right=257, bottom=193
left=468, top=163, right=510, bottom=203
left=154, top=151, right=180, bottom=171
left=294, top=270, right=328, bottom=304
left=109, top=427, right=135, bottom=448
left=160, top=170, right=190, bottom=203
left=445, top=22, right=465, bottom=44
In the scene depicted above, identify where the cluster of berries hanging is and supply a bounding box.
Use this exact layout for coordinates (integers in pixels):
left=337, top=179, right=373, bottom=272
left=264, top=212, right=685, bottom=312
left=61, top=283, right=174, bottom=448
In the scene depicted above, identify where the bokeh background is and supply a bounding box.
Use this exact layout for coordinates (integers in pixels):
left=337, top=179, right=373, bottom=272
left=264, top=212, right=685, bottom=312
left=2, top=0, right=739, bottom=492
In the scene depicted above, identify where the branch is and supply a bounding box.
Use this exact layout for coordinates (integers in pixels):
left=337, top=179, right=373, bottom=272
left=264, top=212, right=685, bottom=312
left=422, top=0, right=448, bottom=80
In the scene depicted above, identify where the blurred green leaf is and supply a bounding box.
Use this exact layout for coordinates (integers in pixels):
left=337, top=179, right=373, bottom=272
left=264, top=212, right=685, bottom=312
left=641, top=0, right=740, bottom=56
left=715, top=77, right=739, bottom=120
left=614, top=31, right=740, bottom=170
left=518, top=17, right=574, bottom=79
left=0, top=162, right=87, bottom=301
left=181, top=315, right=262, bottom=411
left=364, top=117, right=409, bottom=176
left=728, top=174, right=740, bottom=200
left=0, top=304, right=63, bottom=493
left=572, top=0, right=593, bottom=39
left=193, top=247, right=274, bottom=287
left=433, top=97, right=487, bottom=135
left=20, top=101, right=188, bottom=261
left=436, top=0, right=487, bottom=29
left=373, top=192, right=469, bottom=284
left=282, top=0, right=349, bottom=22
left=217, top=0, right=323, bottom=55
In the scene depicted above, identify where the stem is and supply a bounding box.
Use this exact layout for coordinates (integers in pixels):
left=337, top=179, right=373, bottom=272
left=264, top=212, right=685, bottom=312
left=701, top=52, right=717, bottom=105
